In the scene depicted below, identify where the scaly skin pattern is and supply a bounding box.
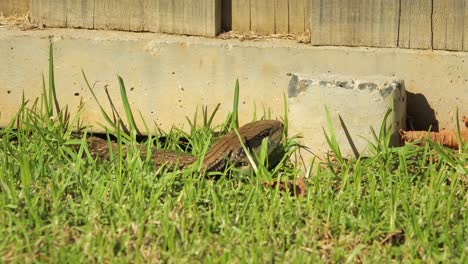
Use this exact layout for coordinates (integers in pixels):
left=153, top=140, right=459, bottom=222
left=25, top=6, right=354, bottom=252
left=84, top=120, right=284, bottom=172
left=200, top=120, right=284, bottom=171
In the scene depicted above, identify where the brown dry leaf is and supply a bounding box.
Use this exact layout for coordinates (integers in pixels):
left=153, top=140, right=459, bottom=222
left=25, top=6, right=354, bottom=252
left=463, top=116, right=468, bottom=128
left=400, top=129, right=468, bottom=149
left=263, top=177, right=306, bottom=197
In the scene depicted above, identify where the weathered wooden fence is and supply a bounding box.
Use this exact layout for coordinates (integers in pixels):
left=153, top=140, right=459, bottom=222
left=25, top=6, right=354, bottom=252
left=0, top=0, right=29, bottom=16
left=2, top=0, right=468, bottom=51
left=232, top=0, right=312, bottom=34
left=233, top=0, right=468, bottom=51
left=29, top=0, right=221, bottom=37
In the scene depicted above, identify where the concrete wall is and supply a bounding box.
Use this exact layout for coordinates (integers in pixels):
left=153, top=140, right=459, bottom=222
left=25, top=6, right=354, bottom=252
left=1, top=28, right=467, bottom=152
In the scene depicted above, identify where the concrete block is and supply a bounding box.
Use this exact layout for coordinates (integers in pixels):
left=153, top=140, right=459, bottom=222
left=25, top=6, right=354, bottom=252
left=288, top=74, right=406, bottom=160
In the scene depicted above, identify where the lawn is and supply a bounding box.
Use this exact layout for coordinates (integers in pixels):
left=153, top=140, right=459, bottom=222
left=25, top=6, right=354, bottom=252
left=0, top=46, right=466, bottom=263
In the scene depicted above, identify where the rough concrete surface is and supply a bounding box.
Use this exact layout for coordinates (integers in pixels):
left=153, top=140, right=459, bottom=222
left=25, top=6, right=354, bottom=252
left=288, top=74, right=406, bottom=160
left=0, top=27, right=467, bottom=161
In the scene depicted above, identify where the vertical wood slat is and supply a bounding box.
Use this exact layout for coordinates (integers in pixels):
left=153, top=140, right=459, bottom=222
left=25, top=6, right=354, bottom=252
left=157, top=0, right=175, bottom=33
left=0, top=0, right=29, bottom=16
left=129, top=0, right=146, bottom=32
left=305, top=0, right=312, bottom=31
left=30, top=0, right=68, bottom=27
left=251, top=0, right=275, bottom=33
left=182, top=0, right=221, bottom=36
left=310, top=0, right=330, bottom=45
left=433, top=0, right=465, bottom=51
left=275, top=0, right=289, bottom=33
left=398, top=0, right=432, bottom=49
left=157, top=0, right=220, bottom=36
left=330, top=0, right=346, bottom=45
left=94, top=0, right=130, bottom=31
left=465, top=0, right=468, bottom=51
left=371, top=0, right=399, bottom=47
left=232, top=0, right=250, bottom=32
left=67, top=0, right=94, bottom=29
left=311, top=0, right=398, bottom=48
left=143, top=0, right=160, bottom=32
left=289, top=0, right=305, bottom=33
left=30, top=0, right=221, bottom=37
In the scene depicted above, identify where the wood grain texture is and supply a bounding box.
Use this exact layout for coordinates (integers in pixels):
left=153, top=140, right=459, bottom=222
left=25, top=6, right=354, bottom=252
left=311, top=0, right=398, bottom=47
left=310, top=0, right=334, bottom=45
left=30, top=0, right=68, bottom=27
left=143, top=0, right=160, bottom=32
left=157, top=0, right=176, bottom=33
left=433, top=0, right=465, bottom=51
left=371, top=0, right=399, bottom=47
left=0, top=0, right=29, bottom=16
left=94, top=0, right=130, bottom=30
left=305, top=0, right=312, bottom=31
left=129, top=0, right=146, bottom=32
left=275, top=0, right=289, bottom=33
left=181, top=0, right=221, bottom=36
left=67, top=0, right=94, bottom=29
left=289, top=0, right=305, bottom=33
left=465, top=0, right=468, bottom=51
left=398, top=0, right=432, bottom=49
left=157, top=0, right=221, bottom=36
left=232, top=0, right=250, bottom=31
left=29, top=0, right=220, bottom=36
left=251, top=0, right=275, bottom=33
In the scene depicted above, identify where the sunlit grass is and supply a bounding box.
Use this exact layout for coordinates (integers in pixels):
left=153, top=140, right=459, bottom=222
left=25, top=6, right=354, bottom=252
left=0, top=43, right=466, bottom=263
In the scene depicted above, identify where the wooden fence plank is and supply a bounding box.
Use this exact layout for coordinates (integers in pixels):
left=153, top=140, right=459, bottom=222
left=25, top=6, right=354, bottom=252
left=94, top=0, right=130, bottom=30
left=398, top=0, right=432, bottom=49
left=67, top=0, right=94, bottom=29
left=64, top=0, right=220, bottom=36
left=289, top=0, right=305, bottom=33
left=305, top=0, right=311, bottom=31
left=398, top=0, right=411, bottom=48
left=330, top=0, right=349, bottom=45
left=447, top=0, right=465, bottom=50
left=251, top=0, right=275, bottom=33
left=433, top=0, right=465, bottom=51
left=312, top=0, right=398, bottom=47
left=371, top=0, right=399, bottom=47
left=158, top=0, right=176, bottom=33
left=232, top=0, right=250, bottom=31
left=0, top=0, right=29, bottom=16
left=275, top=0, right=289, bottom=33
left=173, top=0, right=185, bottom=34
left=30, top=0, right=68, bottom=27
left=465, top=0, right=468, bottom=51
left=129, top=0, right=146, bottom=31
left=433, top=0, right=449, bottom=50
left=359, top=0, right=374, bottom=46
left=143, top=0, right=160, bottom=32
left=310, top=0, right=331, bottom=45
left=183, top=0, right=217, bottom=36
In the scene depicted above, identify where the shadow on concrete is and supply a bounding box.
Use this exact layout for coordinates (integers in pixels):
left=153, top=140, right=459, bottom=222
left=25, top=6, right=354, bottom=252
left=406, top=92, right=439, bottom=131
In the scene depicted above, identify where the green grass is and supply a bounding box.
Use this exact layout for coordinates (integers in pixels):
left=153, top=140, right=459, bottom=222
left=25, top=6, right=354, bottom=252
left=0, top=44, right=467, bottom=263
